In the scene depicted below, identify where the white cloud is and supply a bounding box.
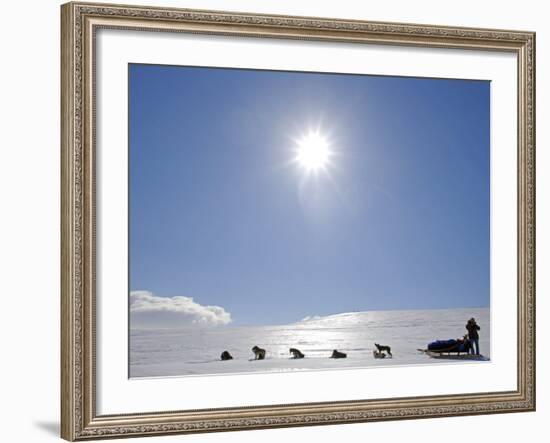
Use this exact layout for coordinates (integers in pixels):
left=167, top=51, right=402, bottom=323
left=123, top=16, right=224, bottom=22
left=130, top=291, right=232, bottom=328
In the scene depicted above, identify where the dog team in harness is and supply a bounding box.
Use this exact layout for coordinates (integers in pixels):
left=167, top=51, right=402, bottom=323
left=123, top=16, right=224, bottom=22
left=219, top=317, right=482, bottom=362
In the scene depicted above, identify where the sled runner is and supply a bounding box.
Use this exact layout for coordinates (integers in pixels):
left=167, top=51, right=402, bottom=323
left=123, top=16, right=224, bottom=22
left=420, top=352, right=488, bottom=361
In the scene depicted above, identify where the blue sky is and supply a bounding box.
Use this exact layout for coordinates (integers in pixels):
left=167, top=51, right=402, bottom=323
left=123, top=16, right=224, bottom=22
left=129, top=64, right=490, bottom=326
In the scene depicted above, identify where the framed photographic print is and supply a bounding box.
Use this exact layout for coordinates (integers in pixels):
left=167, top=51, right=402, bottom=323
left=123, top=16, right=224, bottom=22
left=61, top=1, right=536, bottom=440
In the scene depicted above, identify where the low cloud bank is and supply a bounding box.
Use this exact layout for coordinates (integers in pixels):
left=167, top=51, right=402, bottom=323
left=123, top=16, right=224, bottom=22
left=130, top=290, right=232, bottom=328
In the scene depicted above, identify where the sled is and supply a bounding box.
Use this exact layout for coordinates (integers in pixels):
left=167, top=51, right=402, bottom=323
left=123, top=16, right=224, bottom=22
left=417, top=348, right=487, bottom=360
left=417, top=338, right=486, bottom=360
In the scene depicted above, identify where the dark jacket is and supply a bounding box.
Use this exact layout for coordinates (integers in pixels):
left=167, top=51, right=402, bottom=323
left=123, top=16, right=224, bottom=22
left=466, top=321, right=480, bottom=339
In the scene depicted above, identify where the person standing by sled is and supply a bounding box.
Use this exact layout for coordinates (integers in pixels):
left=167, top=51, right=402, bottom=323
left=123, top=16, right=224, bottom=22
left=466, top=317, right=481, bottom=355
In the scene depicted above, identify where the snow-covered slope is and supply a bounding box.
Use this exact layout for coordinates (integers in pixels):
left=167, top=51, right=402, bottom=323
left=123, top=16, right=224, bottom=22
left=130, top=307, right=490, bottom=378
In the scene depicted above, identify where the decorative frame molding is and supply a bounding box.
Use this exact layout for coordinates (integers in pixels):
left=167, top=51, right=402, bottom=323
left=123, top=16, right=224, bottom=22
left=61, top=2, right=536, bottom=440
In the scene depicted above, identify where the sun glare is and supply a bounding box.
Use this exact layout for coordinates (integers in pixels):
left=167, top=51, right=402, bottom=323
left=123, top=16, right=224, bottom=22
left=295, top=131, right=332, bottom=173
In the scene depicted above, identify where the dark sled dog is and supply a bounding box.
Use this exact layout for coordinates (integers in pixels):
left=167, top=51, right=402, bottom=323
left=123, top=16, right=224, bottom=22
left=330, top=349, right=347, bottom=359
left=220, top=350, right=233, bottom=361
left=289, top=348, right=305, bottom=359
left=374, top=343, right=392, bottom=357
left=252, top=345, right=266, bottom=360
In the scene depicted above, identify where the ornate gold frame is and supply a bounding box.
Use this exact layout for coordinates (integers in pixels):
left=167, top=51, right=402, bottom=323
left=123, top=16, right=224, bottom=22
left=61, top=2, right=536, bottom=440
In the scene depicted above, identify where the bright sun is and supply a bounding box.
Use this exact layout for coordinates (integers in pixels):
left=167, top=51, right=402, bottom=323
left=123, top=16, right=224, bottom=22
left=295, top=131, right=331, bottom=173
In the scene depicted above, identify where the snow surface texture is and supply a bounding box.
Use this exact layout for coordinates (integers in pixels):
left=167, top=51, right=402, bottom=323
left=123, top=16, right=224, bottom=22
left=130, top=307, right=490, bottom=378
